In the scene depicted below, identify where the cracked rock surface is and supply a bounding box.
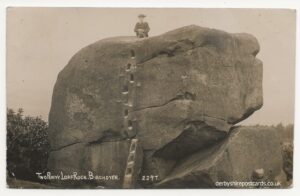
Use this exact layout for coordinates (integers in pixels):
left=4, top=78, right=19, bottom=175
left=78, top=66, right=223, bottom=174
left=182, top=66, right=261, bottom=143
left=48, top=25, right=264, bottom=188
left=155, top=126, right=284, bottom=188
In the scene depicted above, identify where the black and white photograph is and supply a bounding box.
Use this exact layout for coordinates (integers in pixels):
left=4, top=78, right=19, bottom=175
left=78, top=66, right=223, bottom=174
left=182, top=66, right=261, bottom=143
left=3, top=5, right=296, bottom=191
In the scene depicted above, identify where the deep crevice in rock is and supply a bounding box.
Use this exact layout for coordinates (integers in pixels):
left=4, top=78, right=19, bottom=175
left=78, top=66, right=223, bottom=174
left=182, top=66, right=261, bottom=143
left=88, top=129, right=129, bottom=145
left=51, top=141, right=84, bottom=152
left=131, top=91, right=196, bottom=113
left=153, top=121, right=228, bottom=160
left=151, top=126, right=241, bottom=187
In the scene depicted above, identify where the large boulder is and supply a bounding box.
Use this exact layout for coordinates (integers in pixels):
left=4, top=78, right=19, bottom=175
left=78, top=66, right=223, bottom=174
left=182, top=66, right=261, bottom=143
left=48, top=25, right=263, bottom=188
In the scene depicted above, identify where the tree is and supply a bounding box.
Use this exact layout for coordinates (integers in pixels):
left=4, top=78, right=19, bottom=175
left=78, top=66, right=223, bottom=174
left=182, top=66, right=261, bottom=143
left=7, top=108, right=50, bottom=182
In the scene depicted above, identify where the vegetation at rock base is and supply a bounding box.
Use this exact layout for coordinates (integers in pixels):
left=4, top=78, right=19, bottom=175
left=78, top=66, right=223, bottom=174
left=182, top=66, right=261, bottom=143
left=7, top=108, right=50, bottom=183
left=282, top=142, right=293, bottom=182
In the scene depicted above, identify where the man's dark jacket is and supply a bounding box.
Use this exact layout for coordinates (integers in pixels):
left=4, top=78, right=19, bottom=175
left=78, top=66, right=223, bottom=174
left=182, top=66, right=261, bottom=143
left=134, top=22, right=150, bottom=37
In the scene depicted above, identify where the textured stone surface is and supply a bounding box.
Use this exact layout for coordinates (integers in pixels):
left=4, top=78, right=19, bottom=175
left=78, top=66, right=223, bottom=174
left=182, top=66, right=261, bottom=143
left=49, top=25, right=262, bottom=150
left=48, top=25, right=264, bottom=188
left=48, top=140, right=143, bottom=188
left=155, top=126, right=284, bottom=188
left=138, top=151, right=176, bottom=187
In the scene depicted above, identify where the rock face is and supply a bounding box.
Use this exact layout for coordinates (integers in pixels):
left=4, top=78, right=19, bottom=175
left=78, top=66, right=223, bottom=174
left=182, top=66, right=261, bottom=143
left=155, top=126, right=284, bottom=188
left=48, top=139, right=143, bottom=188
left=48, top=25, right=264, bottom=188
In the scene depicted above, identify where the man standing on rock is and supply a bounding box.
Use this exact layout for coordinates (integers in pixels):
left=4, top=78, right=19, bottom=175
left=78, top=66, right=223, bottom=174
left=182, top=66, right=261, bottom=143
left=134, top=14, right=150, bottom=38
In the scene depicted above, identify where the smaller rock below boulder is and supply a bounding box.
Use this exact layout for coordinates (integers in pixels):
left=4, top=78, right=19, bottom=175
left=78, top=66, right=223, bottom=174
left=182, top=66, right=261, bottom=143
left=252, top=168, right=265, bottom=179
left=155, top=126, right=284, bottom=188
left=153, top=121, right=228, bottom=160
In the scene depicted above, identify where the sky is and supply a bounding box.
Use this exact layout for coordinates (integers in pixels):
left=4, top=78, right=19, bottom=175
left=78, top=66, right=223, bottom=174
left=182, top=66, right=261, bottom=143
left=6, top=8, right=296, bottom=125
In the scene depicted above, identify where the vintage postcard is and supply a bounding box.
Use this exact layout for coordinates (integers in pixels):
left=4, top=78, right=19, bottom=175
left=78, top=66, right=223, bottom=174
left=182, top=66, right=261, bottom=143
left=6, top=8, right=295, bottom=189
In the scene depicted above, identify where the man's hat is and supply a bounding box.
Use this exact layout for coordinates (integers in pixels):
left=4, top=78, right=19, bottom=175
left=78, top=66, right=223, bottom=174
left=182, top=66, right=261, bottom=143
left=138, top=14, right=146, bottom=18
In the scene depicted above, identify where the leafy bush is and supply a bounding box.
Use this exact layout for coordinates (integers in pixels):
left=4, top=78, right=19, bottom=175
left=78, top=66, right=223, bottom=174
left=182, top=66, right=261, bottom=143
left=282, top=142, right=293, bottom=181
left=7, top=108, right=50, bottom=182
